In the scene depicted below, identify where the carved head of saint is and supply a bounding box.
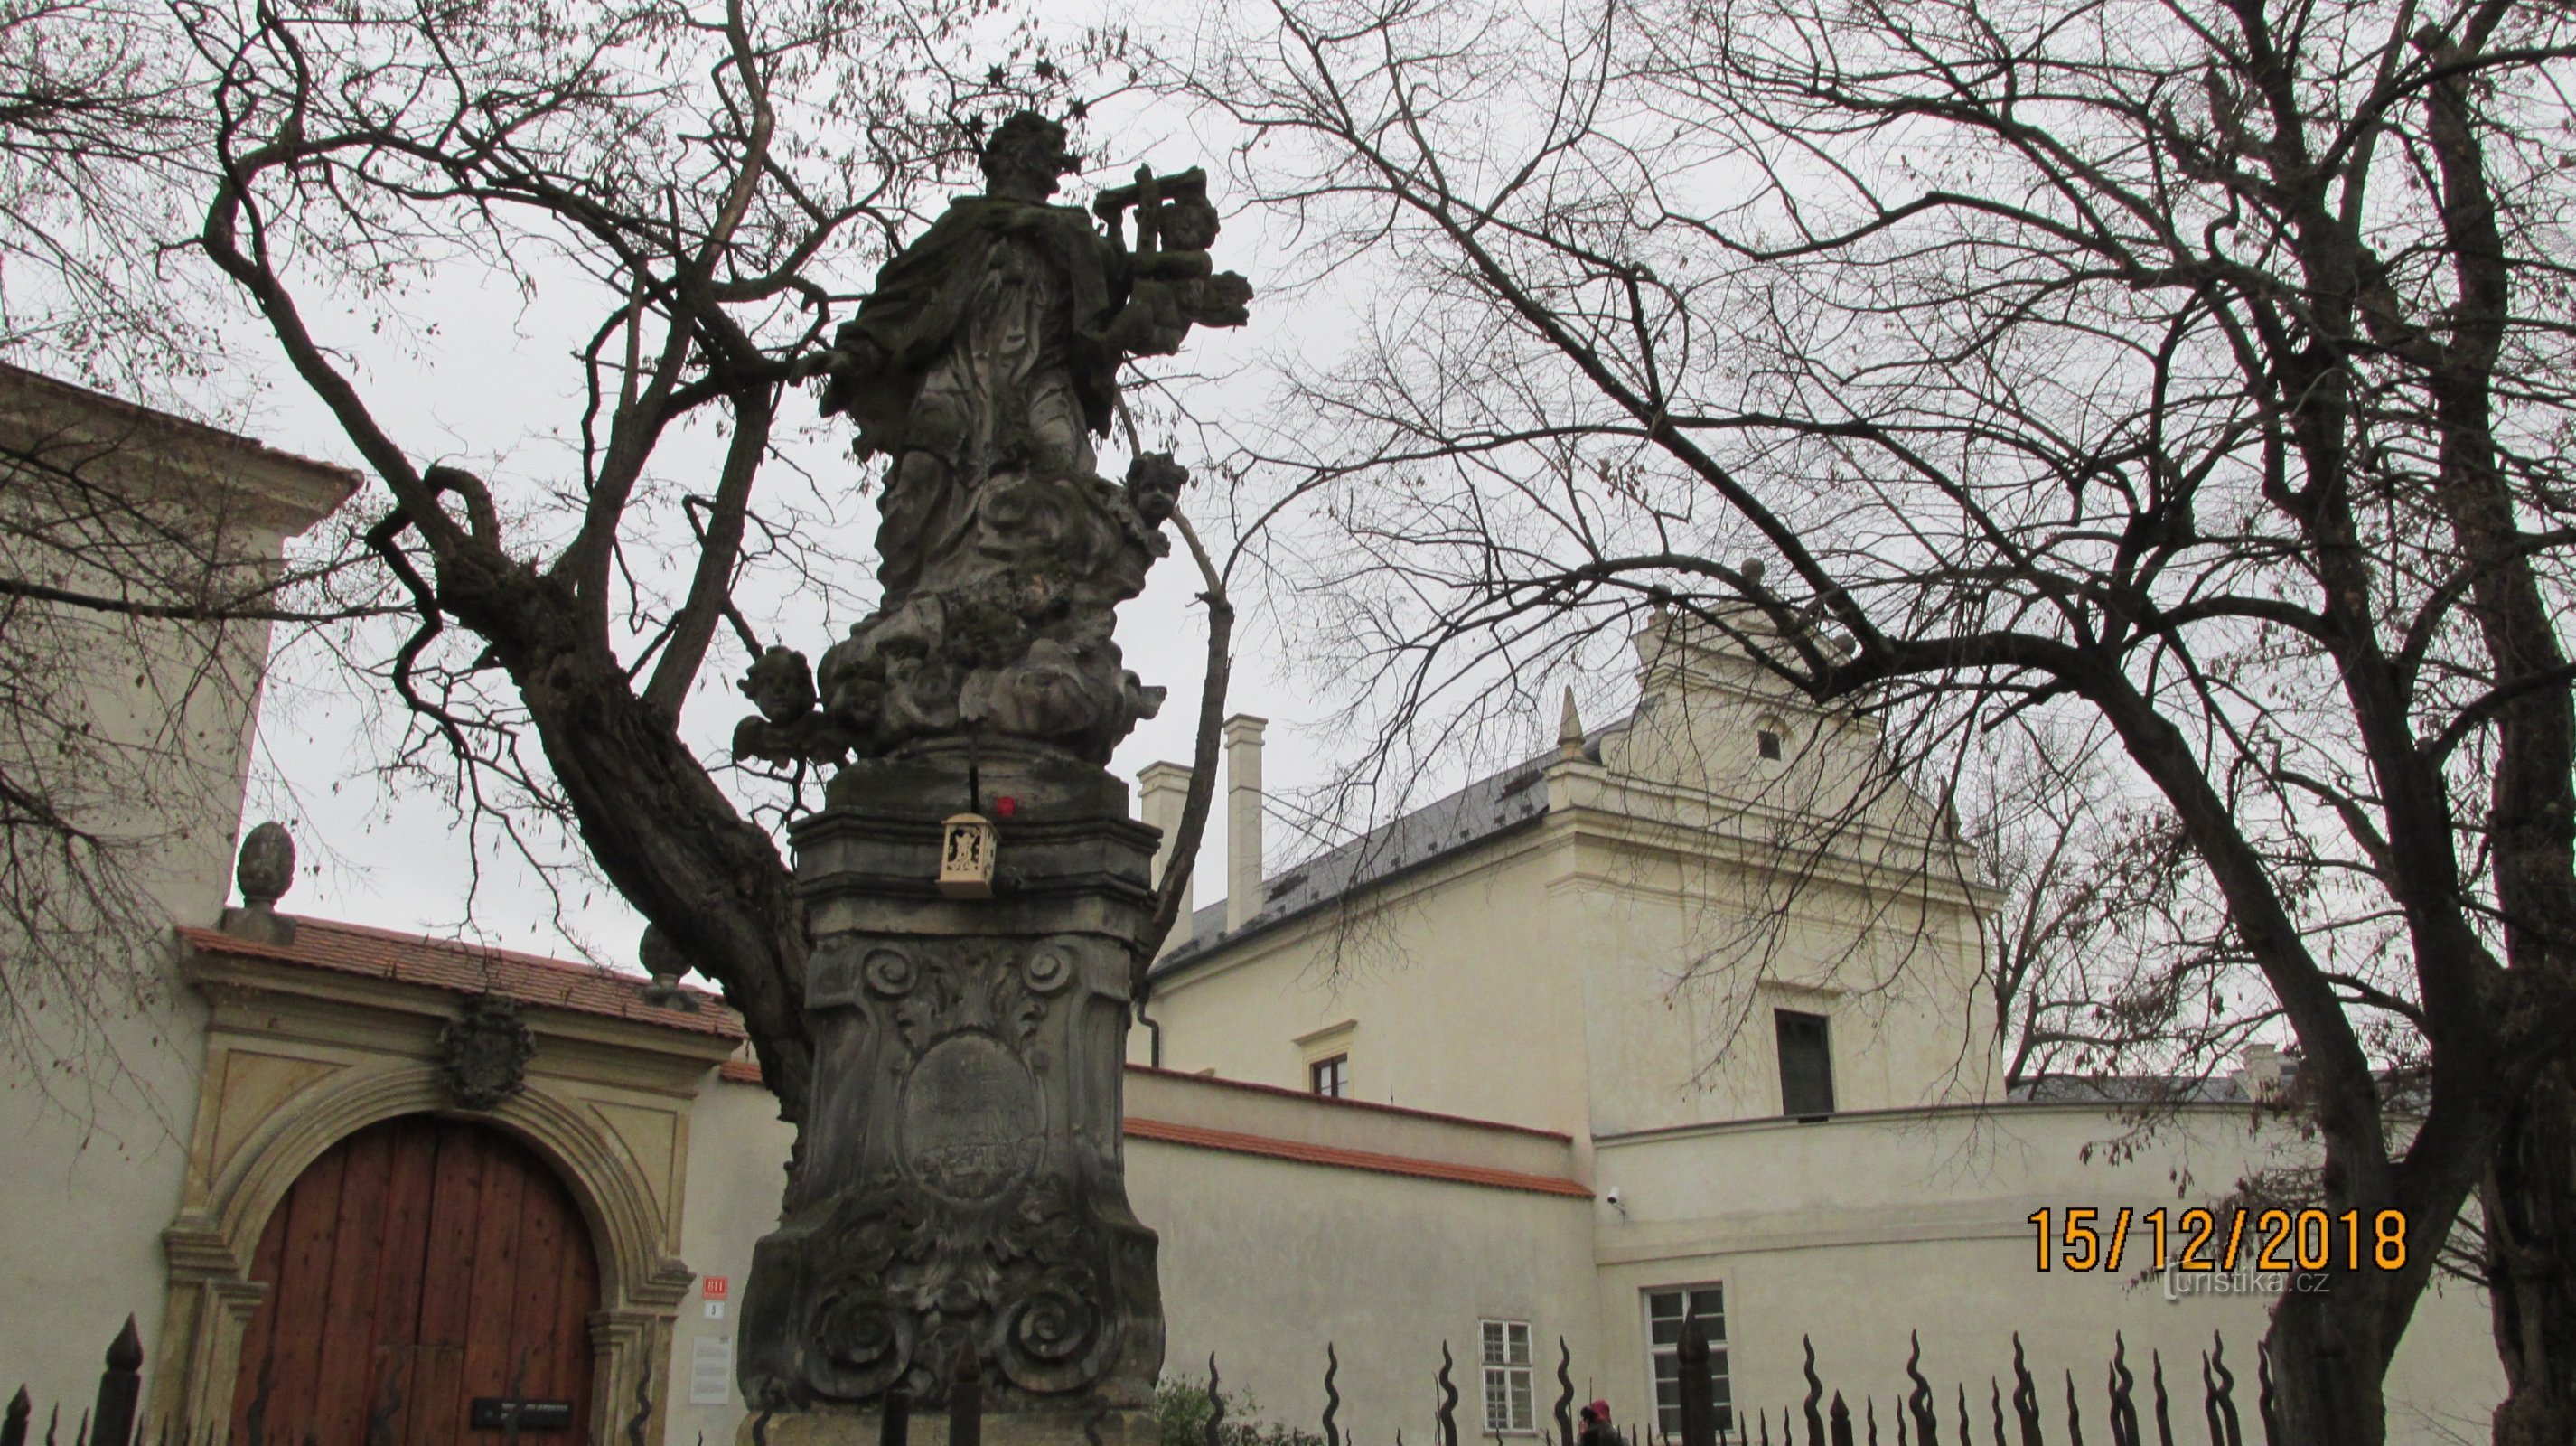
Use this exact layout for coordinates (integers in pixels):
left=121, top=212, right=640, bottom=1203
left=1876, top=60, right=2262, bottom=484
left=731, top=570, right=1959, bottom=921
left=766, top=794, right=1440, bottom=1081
left=980, top=110, right=1078, bottom=202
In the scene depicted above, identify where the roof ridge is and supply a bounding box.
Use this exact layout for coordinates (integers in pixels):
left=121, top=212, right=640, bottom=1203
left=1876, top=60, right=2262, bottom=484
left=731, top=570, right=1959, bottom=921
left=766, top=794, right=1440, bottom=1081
left=182, top=917, right=741, bottom=1038
left=282, top=914, right=724, bottom=1003
left=0, top=360, right=362, bottom=487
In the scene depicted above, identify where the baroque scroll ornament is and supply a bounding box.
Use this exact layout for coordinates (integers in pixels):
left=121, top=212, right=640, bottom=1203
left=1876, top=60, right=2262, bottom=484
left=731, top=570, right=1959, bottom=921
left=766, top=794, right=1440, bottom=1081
left=784, top=938, right=1122, bottom=1404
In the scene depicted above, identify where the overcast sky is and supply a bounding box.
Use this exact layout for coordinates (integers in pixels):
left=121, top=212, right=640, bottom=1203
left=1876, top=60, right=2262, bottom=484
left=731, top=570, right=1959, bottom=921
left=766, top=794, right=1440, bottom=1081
left=206, top=76, right=1527, bottom=975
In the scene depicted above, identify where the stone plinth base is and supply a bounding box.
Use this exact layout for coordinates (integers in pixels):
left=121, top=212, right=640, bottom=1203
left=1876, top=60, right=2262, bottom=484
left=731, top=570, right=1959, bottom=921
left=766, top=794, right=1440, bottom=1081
left=738, top=1407, right=1161, bottom=1446
left=739, top=748, right=1165, bottom=1413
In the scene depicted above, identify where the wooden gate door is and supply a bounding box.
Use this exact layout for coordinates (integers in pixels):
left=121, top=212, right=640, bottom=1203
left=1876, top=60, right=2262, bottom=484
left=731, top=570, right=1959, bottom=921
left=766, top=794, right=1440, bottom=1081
left=229, top=1114, right=601, bottom=1444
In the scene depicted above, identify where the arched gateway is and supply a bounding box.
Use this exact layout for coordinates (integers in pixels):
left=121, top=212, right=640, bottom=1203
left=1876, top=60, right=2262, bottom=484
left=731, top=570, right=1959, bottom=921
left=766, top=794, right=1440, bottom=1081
left=228, top=1115, right=601, bottom=1444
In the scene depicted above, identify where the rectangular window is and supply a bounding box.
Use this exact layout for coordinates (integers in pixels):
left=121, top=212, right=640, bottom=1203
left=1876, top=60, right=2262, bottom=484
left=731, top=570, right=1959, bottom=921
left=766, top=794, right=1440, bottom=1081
left=1756, top=728, right=1783, bottom=761
left=1644, top=1287, right=1733, bottom=1437
left=1775, top=1009, right=1835, bottom=1118
left=1480, top=1319, right=1535, bottom=1433
left=1309, top=1053, right=1349, bottom=1099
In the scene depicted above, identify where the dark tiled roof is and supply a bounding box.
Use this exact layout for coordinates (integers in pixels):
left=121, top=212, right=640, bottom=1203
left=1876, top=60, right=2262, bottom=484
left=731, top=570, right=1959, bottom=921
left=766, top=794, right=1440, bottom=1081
left=179, top=915, right=743, bottom=1039
left=1151, top=752, right=1560, bottom=976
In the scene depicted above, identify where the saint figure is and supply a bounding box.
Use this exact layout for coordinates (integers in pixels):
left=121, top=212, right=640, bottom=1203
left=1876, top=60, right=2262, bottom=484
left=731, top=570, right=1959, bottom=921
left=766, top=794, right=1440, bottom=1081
left=818, top=112, right=1122, bottom=596
left=775, top=110, right=1251, bottom=763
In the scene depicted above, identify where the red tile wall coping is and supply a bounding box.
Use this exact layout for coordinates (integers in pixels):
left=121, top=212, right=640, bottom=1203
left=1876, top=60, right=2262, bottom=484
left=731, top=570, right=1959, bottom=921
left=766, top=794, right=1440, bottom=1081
left=1120, top=1118, right=1593, bottom=1197
left=178, top=917, right=742, bottom=1038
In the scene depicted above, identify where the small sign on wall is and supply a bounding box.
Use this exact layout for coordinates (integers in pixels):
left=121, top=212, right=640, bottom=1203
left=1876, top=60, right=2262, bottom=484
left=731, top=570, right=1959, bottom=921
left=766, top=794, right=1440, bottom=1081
left=469, top=1399, right=575, bottom=1431
left=702, top=1274, right=728, bottom=1319
left=688, top=1337, right=733, bottom=1406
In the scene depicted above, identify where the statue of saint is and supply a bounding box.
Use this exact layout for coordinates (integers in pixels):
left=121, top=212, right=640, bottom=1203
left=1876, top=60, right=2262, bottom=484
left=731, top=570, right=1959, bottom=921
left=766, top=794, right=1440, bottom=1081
left=745, top=111, right=1251, bottom=766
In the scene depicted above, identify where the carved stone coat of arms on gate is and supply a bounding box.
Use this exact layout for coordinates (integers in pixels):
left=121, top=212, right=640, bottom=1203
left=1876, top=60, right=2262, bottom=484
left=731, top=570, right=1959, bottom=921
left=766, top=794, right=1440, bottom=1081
left=437, top=995, right=537, bottom=1111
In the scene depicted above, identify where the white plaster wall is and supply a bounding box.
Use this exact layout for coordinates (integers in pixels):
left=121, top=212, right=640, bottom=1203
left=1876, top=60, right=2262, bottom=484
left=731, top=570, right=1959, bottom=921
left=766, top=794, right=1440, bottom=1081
left=672, top=1071, right=1597, bottom=1446
left=0, top=369, right=350, bottom=1419
left=1135, top=1139, right=1598, bottom=1446
left=673, top=1073, right=799, bottom=1442
left=0, top=549, right=288, bottom=1418
left=1141, top=840, right=1596, bottom=1135
left=667, top=1084, right=2500, bottom=1446
left=1587, top=1105, right=2502, bottom=1446
left=1559, top=825, right=1994, bottom=1137
left=0, top=993, right=222, bottom=1410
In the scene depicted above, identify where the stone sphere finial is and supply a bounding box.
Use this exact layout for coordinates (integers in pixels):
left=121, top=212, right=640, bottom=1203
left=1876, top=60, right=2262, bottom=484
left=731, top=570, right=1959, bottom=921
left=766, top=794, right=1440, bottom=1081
left=639, top=924, right=702, bottom=1012
left=236, top=822, right=295, bottom=910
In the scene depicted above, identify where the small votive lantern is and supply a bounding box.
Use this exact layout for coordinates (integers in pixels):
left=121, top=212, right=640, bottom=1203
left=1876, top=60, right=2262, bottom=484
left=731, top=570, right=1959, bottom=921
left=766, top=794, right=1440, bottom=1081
left=939, top=812, right=998, bottom=898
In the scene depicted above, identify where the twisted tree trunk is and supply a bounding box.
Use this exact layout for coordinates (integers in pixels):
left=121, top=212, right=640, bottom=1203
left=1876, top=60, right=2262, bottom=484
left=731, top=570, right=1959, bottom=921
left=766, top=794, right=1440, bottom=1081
left=2487, top=1064, right=2576, bottom=1446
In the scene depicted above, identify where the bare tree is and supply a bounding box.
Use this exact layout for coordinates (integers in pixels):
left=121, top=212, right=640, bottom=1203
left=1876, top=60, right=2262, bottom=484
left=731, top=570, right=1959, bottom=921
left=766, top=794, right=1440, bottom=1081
left=0, top=1, right=236, bottom=392
left=165, top=0, right=1237, bottom=1136
left=1156, top=0, right=2576, bottom=1437
left=1953, top=715, right=2239, bottom=1095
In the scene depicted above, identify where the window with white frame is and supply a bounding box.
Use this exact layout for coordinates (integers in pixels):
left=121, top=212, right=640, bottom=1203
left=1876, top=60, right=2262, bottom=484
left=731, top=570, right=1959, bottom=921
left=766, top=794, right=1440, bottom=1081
left=1644, top=1286, right=1734, bottom=1437
left=1309, top=1053, right=1350, bottom=1099
left=1480, top=1319, right=1535, bottom=1433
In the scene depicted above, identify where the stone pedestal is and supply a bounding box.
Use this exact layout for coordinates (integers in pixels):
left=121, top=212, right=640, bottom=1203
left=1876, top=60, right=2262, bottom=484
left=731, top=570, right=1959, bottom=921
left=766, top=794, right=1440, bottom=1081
left=739, top=744, right=1166, bottom=1427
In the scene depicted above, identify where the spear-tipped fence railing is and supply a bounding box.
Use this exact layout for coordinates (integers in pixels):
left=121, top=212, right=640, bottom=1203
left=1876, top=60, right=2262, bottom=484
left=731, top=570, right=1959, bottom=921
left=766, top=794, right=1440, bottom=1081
left=7, top=1319, right=685, bottom=1446
left=14, top=1312, right=2274, bottom=1446
left=1308, top=1328, right=2274, bottom=1446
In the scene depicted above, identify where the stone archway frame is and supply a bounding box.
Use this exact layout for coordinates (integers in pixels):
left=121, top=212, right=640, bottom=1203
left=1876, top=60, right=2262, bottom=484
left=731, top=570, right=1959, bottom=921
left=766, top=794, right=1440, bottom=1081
left=157, top=1060, right=696, bottom=1445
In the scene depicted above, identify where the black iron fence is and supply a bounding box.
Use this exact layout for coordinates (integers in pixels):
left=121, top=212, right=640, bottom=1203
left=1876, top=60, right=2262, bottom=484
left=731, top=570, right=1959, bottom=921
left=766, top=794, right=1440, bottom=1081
left=17, top=1315, right=2267, bottom=1446
left=830, top=1321, right=2273, bottom=1446
left=4, top=1321, right=662, bottom=1446
left=1269, top=1319, right=2272, bottom=1446
left=5, top=1317, right=145, bottom=1446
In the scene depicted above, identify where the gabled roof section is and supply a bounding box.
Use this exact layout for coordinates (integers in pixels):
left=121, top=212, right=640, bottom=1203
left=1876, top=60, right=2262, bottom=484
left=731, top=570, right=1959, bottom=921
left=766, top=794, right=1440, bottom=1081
left=0, top=362, right=361, bottom=531
left=1149, top=747, right=1564, bottom=977
left=179, top=915, right=742, bottom=1039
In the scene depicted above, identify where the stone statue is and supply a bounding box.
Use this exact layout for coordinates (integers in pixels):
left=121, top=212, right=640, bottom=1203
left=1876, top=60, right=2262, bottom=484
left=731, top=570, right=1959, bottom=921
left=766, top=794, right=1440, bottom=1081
left=744, top=111, right=1251, bottom=767
left=735, top=113, right=1250, bottom=1443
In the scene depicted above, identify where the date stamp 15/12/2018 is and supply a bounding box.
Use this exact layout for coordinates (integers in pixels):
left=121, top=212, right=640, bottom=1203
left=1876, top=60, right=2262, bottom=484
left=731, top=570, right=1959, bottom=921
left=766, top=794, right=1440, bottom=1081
left=2027, top=1206, right=2410, bottom=1275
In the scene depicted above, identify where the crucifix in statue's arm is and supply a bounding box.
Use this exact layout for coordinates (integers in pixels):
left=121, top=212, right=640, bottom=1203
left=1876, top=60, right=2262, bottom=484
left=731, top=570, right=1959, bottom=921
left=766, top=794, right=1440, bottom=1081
left=1091, top=166, right=1255, bottom=360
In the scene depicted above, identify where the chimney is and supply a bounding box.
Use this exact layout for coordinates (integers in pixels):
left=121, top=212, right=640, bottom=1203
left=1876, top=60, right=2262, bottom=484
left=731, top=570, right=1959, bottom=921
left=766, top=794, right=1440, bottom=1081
left=1138, top=762, right=1195, bottom=953
left=1224, top=715, right=1267, bottom=931
left=2238, top=1044, right=2287, bottom=1102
